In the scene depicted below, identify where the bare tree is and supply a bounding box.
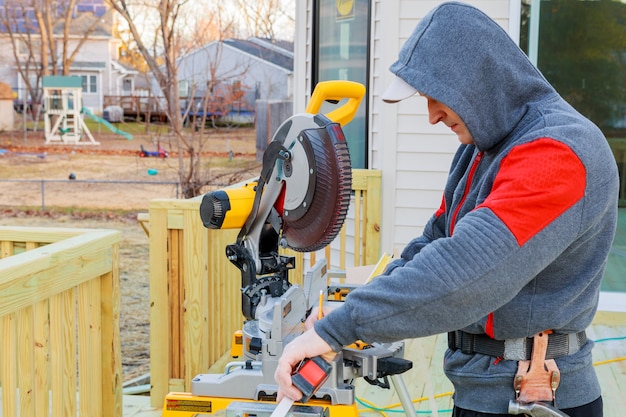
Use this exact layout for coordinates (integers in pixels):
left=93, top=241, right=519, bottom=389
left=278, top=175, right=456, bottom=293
left=108, top=0, right=294, bottom=198
left=234, top=0, right=294, bottom=39
left=0, top=0, right=113, bottom=122
left=107, top=0, right=247, bottom=198
left=0, top=1, right=44, bottom=117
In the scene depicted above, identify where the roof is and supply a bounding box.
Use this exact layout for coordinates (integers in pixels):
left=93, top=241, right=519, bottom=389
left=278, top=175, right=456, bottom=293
left=223, top=38, right=293, bottom=71
left=42, top=75, right=82, bottom=88
left=0, top=0, right=112, bottom=37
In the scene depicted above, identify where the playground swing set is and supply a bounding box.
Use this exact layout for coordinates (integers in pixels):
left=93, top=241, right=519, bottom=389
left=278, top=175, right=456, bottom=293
left=42, top=75, right=132, bottom=145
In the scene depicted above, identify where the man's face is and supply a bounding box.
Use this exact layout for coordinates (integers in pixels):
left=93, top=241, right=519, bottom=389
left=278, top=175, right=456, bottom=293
left=424, top=96, right=474, bottom=145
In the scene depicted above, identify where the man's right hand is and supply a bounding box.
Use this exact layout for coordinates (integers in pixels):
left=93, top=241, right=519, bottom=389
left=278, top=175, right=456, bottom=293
left=274, top=328, right=335, bottom=402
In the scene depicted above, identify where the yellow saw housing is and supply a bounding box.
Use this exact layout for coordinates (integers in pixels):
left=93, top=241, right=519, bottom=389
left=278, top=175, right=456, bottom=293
left=200, top=181, right=257, bottom=229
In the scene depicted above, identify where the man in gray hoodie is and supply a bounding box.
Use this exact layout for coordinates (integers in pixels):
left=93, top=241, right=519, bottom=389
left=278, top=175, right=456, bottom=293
left=275, top=2, right=617, bottom=416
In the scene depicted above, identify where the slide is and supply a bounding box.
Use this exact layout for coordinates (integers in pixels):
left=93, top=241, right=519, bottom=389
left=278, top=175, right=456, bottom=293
left=82, top=107, right=133, bottom=140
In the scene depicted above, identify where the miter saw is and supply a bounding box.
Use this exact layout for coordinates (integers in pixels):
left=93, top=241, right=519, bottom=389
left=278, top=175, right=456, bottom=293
left=162, top=81, right=415, bottom=417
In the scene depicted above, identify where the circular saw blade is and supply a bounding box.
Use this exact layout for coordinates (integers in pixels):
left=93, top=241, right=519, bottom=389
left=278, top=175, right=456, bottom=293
left=271, top=114, right=352, bottom=252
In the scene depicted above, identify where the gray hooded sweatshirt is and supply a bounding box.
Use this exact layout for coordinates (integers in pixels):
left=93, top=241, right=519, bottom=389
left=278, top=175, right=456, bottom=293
left=314, top=2, right=618, bottom=413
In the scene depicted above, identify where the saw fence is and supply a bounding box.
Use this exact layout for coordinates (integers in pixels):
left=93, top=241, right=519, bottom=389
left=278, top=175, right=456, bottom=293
left=143, top=169, right=382, bottom=407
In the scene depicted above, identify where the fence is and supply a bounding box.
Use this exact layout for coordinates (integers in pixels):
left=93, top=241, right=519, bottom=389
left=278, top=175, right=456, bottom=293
left=0, top=226, right=122, bottom=416
left=1, top=179, right=180, bottom=211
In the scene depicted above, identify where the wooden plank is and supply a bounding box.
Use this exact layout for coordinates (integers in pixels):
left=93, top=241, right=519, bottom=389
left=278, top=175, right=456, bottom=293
left=169, top=378, right=186, bottom=393
left=183, top=208, right=210, bottom=391
left=0, top=229, right=121, bottom=317
left=149, top=197, right=203, bottom=211
left=137, top=212, right=150, bottom=237
left=0, top=226, right=86, bottom=243
left=1, top=314, right=17, bottom=417
left=50, top=289, right=77, bottom=417
left=170, top=229, right=182, bottom=379
left=364, top=170, right=382, bottom=265
left=149, top=206, right=172, bottom=408
left=0, top=229, right=120, bottom=278
left=206, top=228, right=241, bottom=369
left=101, top=244, right=122, bottom=417
left=167, top=209, right=185, bottom=230
left=33, top=299, right=50, bottom=417
left=593, top=310, right=626, bottom=326
left=353, top=190, right=362, bottom=266
left=351, top=169, right=370, bottom=190
left=78, top=278, right=103, bottom=417
left=1, top=240, right=13, bottom=259
left=339, top=223, right=347, bottom=269
left=17, top=307, right=35, bottom=417
left=0, top=245, right=115, bottom=317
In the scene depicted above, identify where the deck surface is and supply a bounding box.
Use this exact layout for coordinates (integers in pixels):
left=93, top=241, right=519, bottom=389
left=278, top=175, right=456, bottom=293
left=124, top=311, right=626, bottom=417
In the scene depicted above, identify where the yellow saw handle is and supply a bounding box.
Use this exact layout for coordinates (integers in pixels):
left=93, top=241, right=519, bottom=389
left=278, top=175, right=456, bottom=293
left=305, top=80, right=366, bottom=126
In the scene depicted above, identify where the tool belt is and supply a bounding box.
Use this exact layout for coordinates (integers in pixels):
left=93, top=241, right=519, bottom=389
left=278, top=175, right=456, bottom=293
left=450, top=329, right=587, bottom=408
left=447, top=330, right=586, bottom=361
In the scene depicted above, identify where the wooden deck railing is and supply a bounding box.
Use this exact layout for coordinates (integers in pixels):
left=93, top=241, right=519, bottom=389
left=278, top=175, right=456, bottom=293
left=0, top=226, right=122, bottom=417
left=146, top=169, right=382, bottom=407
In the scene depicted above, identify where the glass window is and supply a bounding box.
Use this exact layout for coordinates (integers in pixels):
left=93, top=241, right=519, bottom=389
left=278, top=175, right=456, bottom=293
left=179, top=80, right=189, bottom=98
left=313, top=0, right=370, bottom=169
left=520, top=0, right=626, bottom=293
left=122, top=78, right=133, bottom=92
left=81, top=75, right=97, bottom=94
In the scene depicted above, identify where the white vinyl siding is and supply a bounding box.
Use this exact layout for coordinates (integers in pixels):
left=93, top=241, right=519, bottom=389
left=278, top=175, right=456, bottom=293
left=297, top=0, right=516, bottom=254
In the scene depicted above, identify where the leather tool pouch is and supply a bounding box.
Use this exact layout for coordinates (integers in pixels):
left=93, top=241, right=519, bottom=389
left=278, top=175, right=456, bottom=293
left=514, top=330, right=561, bottom=404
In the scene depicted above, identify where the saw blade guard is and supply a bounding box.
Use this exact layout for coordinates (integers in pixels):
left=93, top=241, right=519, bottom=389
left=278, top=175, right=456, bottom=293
left=278, top=118, right=352, bottom=252
left=242, top=80, right=365, bottom=255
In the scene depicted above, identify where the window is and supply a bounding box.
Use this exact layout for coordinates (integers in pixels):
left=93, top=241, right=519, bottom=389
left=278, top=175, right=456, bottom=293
left=179, top=80, right=189, bottom=98
left=81, top=75, right=97, bottom=93
left=519, top=0, right=626, bottom=293
left=122, top=78, right=133, bottom=92
left=313, top=0, right=370, bottom=169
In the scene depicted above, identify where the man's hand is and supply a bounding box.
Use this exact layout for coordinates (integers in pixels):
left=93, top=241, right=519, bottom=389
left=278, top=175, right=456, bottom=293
left=274, top=328, right=335, bottom=401
left=304, top=306, right=333, bottom=329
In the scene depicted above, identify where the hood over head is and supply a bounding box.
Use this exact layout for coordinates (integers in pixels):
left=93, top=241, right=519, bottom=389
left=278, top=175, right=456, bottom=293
left=383, top=2, right=557, bottom=150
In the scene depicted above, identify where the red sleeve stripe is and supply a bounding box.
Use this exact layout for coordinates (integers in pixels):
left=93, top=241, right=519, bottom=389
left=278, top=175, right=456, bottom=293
left=477, top=138, right=586, bottom=246
left=486, top=312, right=495, bottom=339
left=435, top=194, right=446, bottom=218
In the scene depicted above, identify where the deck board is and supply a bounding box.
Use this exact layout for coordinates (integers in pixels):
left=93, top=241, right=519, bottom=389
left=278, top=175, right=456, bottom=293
left=125, top=314, right=625, bottom=417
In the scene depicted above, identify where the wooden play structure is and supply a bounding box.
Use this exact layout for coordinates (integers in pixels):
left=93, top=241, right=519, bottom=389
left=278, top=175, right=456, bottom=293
left=43, top=75, right=99, bottom=145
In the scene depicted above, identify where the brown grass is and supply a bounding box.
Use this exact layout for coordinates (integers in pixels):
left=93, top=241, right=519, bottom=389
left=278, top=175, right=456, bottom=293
left=0, top=127, right=260, bottom=382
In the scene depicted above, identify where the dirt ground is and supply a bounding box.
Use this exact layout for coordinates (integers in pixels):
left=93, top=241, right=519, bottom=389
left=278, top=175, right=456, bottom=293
left=0, top=127, right=261, bottom=383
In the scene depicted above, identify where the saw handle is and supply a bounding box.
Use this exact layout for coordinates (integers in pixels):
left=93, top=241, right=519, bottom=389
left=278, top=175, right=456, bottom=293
left=306, top=80, right=366, bottom=127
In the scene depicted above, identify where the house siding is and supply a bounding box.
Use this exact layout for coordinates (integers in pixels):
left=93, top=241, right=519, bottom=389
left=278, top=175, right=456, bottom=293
left=0, top=34, right=121, bottom=113
left=296, top=0, right=518, bottom=257
left=176, top=41, right=292, bottom=105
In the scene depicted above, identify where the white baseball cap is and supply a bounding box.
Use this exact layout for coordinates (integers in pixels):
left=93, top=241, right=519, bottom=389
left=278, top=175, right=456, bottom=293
left=381, top=76, right=419, bottom=103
